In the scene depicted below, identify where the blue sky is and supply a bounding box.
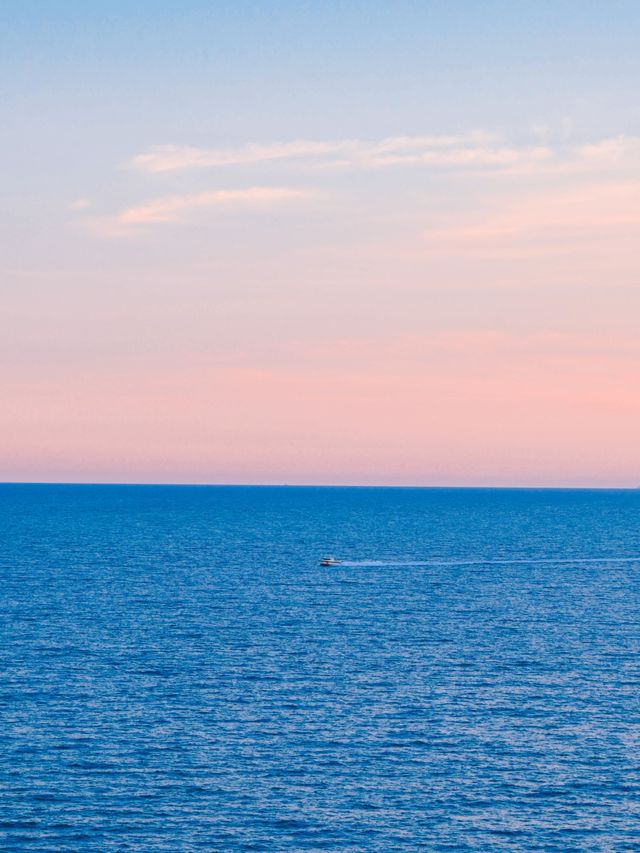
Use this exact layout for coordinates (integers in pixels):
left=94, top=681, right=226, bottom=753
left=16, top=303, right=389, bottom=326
left=5, top=2, right=640, bottom=144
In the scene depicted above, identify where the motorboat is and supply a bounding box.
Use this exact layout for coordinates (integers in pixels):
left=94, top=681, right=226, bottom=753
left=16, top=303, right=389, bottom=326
left=319, top=556, right=342, bottom=566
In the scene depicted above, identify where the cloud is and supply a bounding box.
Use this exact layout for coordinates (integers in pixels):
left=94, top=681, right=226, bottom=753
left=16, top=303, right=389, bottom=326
left=131, top=131, right=554, bottom=174
left=70, top=197, right=91, bottom=211
left=130, top=132, right=640, bottom=178
left=132, top=140, right=350, bottom=171
left=81, top=186, right=312, bottom=236
left=577, top=135, right=640, bottom=165
left=90, top=133, right=640, bottom=239
left=117, top=186, right=309, bottom=225
left=424, top=181, right=640, bottom=249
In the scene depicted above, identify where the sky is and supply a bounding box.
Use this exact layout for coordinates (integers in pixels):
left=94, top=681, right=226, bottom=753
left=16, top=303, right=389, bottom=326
left=2, top=0, right=640, bottom=486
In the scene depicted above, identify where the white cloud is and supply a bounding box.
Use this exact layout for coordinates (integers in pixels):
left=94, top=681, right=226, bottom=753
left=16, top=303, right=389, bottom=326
left=577, top=135, right=640, bottom=164
left=423, top=181, right=640, bottom=262
left=130, top=131, right=554, bottom=174
left=80, top=186, right=311, bottom=237
left=117, top=186, right=309, bottom=225
left=132, top=140, right=349, bottom=171
left=129, top=132, right=640, bottom=178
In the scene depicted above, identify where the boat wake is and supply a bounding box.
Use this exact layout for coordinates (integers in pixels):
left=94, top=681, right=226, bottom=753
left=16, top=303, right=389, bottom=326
left=337, top=556, right=640, bottom=567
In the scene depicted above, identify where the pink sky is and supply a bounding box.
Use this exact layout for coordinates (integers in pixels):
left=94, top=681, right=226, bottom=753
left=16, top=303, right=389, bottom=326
left=5, top=155, right=640, bottom=485
left=4, top=324, right=639, bottom=485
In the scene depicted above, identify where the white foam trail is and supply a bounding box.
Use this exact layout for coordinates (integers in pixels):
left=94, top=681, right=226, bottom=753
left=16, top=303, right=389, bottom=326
left=338, top=556, right=640, bottom=567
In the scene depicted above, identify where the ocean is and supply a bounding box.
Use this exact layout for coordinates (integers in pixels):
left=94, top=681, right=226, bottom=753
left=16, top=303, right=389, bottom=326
left=1, top=484, right=640, bottom=850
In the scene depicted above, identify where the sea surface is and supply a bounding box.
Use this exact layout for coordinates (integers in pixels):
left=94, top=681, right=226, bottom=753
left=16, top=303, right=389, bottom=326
left=2, top=485, right=640, bottom=851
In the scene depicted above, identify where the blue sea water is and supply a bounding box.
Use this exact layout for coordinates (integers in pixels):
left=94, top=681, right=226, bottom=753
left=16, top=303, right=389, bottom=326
left=1, top=484, right=640, bottom=851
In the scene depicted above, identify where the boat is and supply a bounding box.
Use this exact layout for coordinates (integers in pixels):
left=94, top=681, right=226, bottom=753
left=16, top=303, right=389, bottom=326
left=319, top=556, right=341, bottom=566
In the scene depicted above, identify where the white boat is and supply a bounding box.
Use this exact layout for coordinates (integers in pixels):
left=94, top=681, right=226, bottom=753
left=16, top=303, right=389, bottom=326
left=319, top=556, right=341, bottom=566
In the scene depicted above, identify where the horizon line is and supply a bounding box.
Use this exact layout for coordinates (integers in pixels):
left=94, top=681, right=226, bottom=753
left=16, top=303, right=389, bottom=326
left=1, top=481, right=639, bottom=491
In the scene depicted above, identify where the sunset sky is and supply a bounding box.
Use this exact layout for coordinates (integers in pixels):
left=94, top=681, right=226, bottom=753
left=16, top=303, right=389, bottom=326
left=3, top=1, right=640, bottom=485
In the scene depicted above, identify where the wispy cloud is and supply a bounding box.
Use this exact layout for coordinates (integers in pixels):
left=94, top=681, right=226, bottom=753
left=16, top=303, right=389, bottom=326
left=576, top=135, right=640, bottom=165
left=70, top=197, right=91, bottom=211
left=425, top=181, right=640, bottom=247
left=130, top=132, right=640, bottom=177
left=132, top=140, right=351, bottom=171
left=420, top=181, right=640, bottom=287
left=80, top=186, right=311, bottom=237
left=131, top=131, right=553, bottom=174
left=85, top=133, right=640, bottom=239
left=118, top=186, right=309, bottom=225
